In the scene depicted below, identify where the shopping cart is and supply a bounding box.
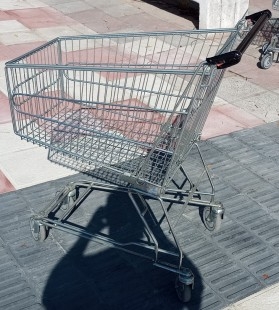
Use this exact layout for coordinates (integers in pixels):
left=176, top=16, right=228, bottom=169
left=256, top=17, right=279, bottom=68
left=273, top=0, right=279, bottom=10
left=5, top=10, right=271, bottom=302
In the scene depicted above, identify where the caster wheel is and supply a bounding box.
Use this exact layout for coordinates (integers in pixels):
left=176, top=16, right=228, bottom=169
left=30, top=217, right=47, bottom=242
left=260, top=53, right=273, bottom=69
left=175, top=281, right=192, bottom=303
left=261, top=42, right=269, bottom=53
left=175, top=269, right=193, bottom=303
left=68, top=188, right=78, bottom=204
left=61, top=188, right=78, bottom=211
left=202, top=206, right=222, bottom=232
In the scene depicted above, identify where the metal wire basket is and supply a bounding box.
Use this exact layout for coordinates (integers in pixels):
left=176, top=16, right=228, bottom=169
left=5, top=9, right=271, bottom=303
left=253, top=17, right=279, bottom=68
left=273, top=0, right=279, bottom=10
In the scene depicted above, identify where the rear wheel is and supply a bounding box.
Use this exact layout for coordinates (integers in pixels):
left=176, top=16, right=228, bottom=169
left=203, top=206, right=222, bottom=232
left=30, top=217, right=47, bottom=241
left=260, top=52, right=273, bottom=69
left=175, top=279, right=192, bottom=303
left=175, top=268, right=194, bottom=303
left=61, top=187, right=78, bottom=211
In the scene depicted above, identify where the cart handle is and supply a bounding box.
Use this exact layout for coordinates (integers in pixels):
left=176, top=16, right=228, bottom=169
left=206, top=9, right=272, bottom=69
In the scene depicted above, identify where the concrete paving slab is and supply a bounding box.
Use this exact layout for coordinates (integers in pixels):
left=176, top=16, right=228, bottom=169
left=216, top=71, right=279, bottom=123
left=53, top=0, right=93, bottom=14
left=0, top=20, right=29, bottom=33
left=34, top=25, right=87, bottom=41
left=0, top=91, right=10, bottom=124
left=0, top=31, right=42, bottom=45
left=228, top=282, right=279, bottom=309
left=228, top=54, right=279, bottom=91
left=84, top=0, right=127, bottom=9
left=217, top=76, right=266, bottom=102
left=0, top=123, right=38, bottom=155
left=0, top=147, right=75, bottom=189
left=0, top=123, right=75, bottom=189
left=102, top=2, right=142, bottom=17
left=234, top=91, right=279, bottom=122
left=0, top=0, right=48, bottom=10
left=9, top=7, right=77, bottom=29
left=119, top=11, right=185, bottom=31
left=40, top=0, right=77, bottom=5
left=0, top=169, right=15, bottom=193
left=68, top=8, right=128, bottom=33
left=203, top=102, right=264, bottom=139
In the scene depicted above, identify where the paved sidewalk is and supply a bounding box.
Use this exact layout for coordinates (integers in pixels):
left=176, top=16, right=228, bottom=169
left=0, top=0, right=279, bottom=309
left=0, top=121, right=279, bottom=310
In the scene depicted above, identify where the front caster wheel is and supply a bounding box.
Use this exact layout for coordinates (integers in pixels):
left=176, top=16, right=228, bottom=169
left=30, top=217, right=47, bottom=242
left=202, top=205, right=223, bottom=232
left=61, top=186, right=79, bottom=211
left=175, top=268, right=194, bottom=303
left=260, top=52, right=273, bottom=69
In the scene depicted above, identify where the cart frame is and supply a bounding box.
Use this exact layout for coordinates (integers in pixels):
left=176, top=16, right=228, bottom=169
left=5, top=10, right=271, bottom=302
left=257, top=17, right=279, bottom=68
left=273, top=0, right=279, bottom=10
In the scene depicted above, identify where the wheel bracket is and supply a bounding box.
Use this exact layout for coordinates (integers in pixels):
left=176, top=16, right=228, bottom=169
left=178, top=268, right=194, bottom=288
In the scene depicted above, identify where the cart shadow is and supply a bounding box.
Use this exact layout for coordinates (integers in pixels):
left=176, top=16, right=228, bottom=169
left=42, top=191, right=204, bottom=310
left=141, top=0, right=199, bottom=28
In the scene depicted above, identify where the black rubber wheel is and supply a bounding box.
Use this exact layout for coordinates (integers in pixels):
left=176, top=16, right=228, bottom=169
left=202, top=206, right=221, bottom=232
left=175, top=276, right=192, bottom=303
left=260, top=53, right=273, bottom=69
left=30, top=217, right=47, bottom=242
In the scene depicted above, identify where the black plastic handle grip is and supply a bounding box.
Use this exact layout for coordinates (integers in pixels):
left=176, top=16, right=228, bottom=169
left=206, top=9, right=272, bottom=69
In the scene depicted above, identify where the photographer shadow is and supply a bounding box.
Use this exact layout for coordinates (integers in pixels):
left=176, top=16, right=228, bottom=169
left=42, top=189, right=204, bottom=310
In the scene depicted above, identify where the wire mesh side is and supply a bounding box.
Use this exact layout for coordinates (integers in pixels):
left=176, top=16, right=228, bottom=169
left=251, top=17, right=279, bottom=46
left=6, top=28, right=245, bottom=190
left=273, top=0, right=279, bottom=10
left=137, top=64, right=225, bottom=189
left=7, top=29, right=242, bottom=70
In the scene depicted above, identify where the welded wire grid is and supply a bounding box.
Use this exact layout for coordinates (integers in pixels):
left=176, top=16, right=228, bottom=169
left=252, top=17, right=279, bottom=46
left=6, top=28, right=244, bottom=189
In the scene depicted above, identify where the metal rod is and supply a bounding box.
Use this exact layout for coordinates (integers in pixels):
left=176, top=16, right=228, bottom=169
left=206, top=10, right=272, bottom=68
left=39, top=217, right=180, bottom=258
left=238, top=10, right=272, bottom=54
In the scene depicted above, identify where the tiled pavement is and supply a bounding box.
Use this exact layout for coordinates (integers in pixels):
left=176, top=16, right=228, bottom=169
left=1, top=119, right=279, bottom=310
left=0, top=0, right=279, bottom=309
